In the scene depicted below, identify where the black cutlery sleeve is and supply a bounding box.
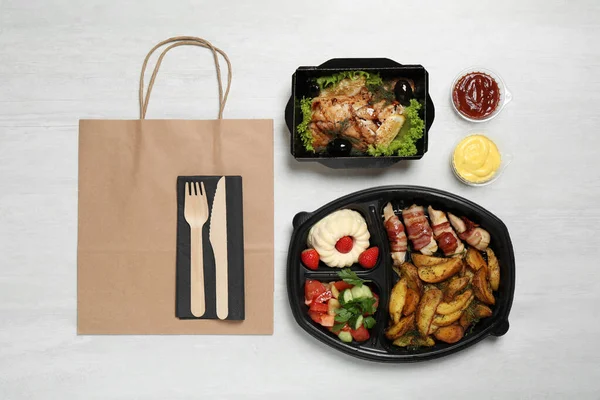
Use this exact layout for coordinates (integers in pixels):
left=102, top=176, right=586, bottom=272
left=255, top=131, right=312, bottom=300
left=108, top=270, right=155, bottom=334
left=176, top=175, right=245, bottom=320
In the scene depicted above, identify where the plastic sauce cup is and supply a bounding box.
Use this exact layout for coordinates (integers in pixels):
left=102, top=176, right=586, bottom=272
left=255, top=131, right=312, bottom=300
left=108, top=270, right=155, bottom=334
left=450, top=67, right=512, bottom=123
left=451, top=132, right=513, bottom=186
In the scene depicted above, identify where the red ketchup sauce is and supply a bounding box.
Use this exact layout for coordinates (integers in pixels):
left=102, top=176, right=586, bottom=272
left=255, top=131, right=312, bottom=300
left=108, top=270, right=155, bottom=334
left=452, top=72, right=500, bottom=119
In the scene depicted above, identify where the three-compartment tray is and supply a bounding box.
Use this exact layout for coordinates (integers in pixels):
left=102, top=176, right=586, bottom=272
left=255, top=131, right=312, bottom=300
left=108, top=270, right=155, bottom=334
left=287, top=186, right=515, bottom=362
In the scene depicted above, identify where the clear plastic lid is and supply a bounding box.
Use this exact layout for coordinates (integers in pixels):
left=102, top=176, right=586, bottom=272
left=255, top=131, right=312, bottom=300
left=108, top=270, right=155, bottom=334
left=450, top=131, right=513, bottom=187
left=450, top=67, right=512, bottom=123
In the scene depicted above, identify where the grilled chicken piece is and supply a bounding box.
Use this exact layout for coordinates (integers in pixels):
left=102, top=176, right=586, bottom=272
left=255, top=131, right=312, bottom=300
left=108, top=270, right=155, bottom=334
left=428, top=206, right=464, bottom=256
left=310, top=97, right=377, bottom=150
left=448, top=213, right=490, bottom=250
left=374, top=101, right=403, bottom=121
left=353, top=104, right=377, bottom=120
left=312, top=97, right=354, bottom=123
left=309, top=122, right=333, bottom=149
left=307, top=78, right=407, bottom=152
left=383, top=203, right=407, bottom=265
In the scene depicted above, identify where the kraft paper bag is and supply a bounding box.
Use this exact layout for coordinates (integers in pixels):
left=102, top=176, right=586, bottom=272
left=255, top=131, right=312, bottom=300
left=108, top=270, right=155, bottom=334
left=77, top=37, right=274, bottom=334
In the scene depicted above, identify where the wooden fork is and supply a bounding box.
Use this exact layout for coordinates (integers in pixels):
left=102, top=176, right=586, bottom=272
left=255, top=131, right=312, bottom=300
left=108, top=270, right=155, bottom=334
left=184, top=181, right=209, bottom=317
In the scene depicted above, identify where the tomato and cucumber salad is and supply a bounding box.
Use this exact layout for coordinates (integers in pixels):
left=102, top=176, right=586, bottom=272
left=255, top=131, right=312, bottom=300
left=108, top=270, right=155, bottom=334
left=304, top=269, right=378, bottom=343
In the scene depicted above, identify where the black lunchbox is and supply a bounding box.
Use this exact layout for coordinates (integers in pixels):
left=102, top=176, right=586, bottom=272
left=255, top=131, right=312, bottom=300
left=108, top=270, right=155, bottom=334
left=285, top=58, right=435, bottom=169
left=287, top=186, right=515, bottom=362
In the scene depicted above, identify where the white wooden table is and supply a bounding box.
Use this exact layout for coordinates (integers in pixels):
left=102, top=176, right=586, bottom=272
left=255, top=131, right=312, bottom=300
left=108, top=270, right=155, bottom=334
left=1, top=0, right=599, bottom=398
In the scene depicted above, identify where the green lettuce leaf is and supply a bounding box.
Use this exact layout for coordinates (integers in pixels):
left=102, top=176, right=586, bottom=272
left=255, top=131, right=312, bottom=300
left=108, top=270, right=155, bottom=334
left=316, top=71, right=382, bottom=89
left=296, top=97, right=314, bottom=152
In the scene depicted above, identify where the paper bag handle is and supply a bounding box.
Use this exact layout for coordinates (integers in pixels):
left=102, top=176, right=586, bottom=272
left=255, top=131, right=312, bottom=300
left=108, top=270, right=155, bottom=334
left=139, top=36, right=232, bottom=119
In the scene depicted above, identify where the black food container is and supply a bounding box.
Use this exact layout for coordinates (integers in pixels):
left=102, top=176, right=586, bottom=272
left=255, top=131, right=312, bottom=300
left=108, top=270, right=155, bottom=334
left=287, top=186, right=514, bottom=362
left=285, top=58, right=435, bottom=169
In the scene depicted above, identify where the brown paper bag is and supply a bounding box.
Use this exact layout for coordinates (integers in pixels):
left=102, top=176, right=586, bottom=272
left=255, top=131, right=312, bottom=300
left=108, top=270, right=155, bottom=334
left=77, top=37, right=274, bottom=334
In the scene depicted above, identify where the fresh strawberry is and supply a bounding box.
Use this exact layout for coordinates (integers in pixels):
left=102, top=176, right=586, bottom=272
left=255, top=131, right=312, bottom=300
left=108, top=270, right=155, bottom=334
left=358, top=247, right=379, bottom=269
left=301, top=249, right=320, bottom=270
left=335, top=236, right=353, bottom=254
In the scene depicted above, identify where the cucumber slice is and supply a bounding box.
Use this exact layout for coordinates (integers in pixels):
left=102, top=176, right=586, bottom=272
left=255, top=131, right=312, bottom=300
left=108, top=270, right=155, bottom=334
left=351, top=315, right=364, bottom=330
left=338, top=331, right=352, bottom=343
left=361, top=285, right=373, bottom=298
left=351, top=285, right=373, bottom=299
left=351, top=286, right=364, bottom=299
left=340, top=289, right=353, bottom=304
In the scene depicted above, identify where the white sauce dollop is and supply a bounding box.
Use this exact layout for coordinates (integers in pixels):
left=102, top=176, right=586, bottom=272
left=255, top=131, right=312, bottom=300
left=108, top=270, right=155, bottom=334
left=307, top=209, right=370, bottom=268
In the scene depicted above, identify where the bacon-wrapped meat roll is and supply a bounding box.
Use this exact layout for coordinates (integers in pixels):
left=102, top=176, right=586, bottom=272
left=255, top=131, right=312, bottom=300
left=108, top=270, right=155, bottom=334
left=402, top=204, right=438, bottom=255
left=427, top=206, right=465, bottom=256
left=448, top=213, right=490, bottom=250
left=383, top=202, right=407, bottom=265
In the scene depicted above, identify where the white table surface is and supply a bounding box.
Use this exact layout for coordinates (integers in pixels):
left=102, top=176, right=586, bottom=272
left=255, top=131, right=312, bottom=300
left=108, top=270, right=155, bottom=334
left=1, top=0, right=599, bottom=398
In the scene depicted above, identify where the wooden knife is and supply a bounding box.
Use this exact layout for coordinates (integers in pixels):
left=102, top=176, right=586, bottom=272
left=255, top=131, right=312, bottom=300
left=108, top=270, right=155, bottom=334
left=209, top=177, right=229, bottom=320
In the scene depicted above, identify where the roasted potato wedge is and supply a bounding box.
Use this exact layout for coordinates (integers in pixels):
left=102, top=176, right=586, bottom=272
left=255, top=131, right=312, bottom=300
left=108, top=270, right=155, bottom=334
left=486, top=248, right=500, bottom=291
left=463, top=267, right=475, bottom=282
left=466, top=247, right=486, bottom=271
left=392, top=335, right=436, bottom=347
left=436, top=280, right=450, bottom=291
left=389, top=278, right=407, bottom=324
left=428, top=324, right=439, bottom=335
left=403, top=289, right=420, bottom=316
left=385, top=314, right=415, bottom=340
left=459, top=303, right=492, bottom=329
left=433, top=310, right=463, bottom=327
left=423, top=283, right=438, bottom=291
left=413, top=336, right=436, bottom=347
left=412, top=253, right=447, bottom=268
left=436, top=290, right=473, bottom=315
left=400, top=263, right=423, bottom=294
left=392, top=335, right=413, bottom=347
left=417, top=258, right=463, bottom=283
left=416, top=288, right=443, bottom=336
left=473, top=268, right=495, bottom=305
left=434, top=324, right=464, bottom=344
left=444, top=276, right=470, bottom=301
left=473, top=304, right=493, bottom=318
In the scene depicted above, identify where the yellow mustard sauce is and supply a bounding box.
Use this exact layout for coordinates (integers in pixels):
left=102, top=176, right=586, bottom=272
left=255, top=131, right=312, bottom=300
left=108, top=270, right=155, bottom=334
left=452, top=135, right=501, bottom=184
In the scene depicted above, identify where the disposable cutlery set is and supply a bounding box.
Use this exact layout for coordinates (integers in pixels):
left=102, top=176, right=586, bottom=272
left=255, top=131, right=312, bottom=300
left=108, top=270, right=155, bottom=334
left=179, top=176, right=244, bottom=321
